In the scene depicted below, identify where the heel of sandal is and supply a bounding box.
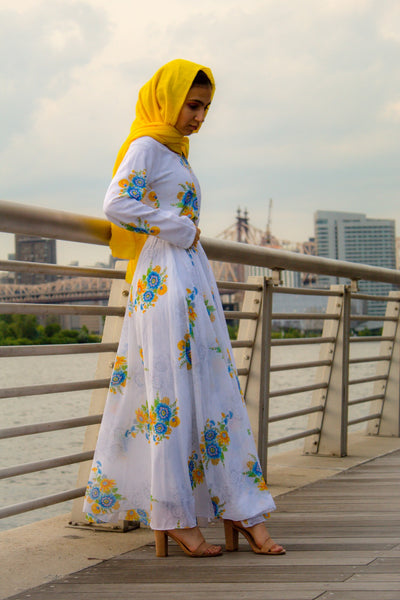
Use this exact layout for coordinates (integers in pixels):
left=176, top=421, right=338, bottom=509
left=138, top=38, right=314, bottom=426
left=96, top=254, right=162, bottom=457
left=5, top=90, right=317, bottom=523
left=154, top=530, right=168, bottom=557
left=224, top=520, right=239, bottom=552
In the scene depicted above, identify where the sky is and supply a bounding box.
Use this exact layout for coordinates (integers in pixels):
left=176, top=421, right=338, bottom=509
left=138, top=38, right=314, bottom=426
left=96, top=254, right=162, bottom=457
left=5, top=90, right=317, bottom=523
left=1, top=0, right=400, bottom=266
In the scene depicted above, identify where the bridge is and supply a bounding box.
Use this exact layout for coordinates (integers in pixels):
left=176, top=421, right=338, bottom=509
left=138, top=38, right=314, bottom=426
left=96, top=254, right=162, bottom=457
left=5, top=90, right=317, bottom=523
left=0, top=276, right=111, bottom=304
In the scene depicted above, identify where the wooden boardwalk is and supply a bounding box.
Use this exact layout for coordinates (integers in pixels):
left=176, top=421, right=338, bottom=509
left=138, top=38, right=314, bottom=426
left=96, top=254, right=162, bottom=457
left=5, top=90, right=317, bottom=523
left=7, top=449, right=400, bottom=600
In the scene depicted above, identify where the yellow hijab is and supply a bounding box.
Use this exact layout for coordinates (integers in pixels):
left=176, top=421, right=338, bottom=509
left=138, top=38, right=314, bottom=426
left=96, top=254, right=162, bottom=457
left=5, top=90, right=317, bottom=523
left=109, top=59, right=215, bottom=282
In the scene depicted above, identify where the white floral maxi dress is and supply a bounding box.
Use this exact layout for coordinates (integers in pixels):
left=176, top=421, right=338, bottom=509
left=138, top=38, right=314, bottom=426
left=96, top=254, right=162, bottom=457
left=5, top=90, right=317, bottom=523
left=83, top=137, right=276, bottom=530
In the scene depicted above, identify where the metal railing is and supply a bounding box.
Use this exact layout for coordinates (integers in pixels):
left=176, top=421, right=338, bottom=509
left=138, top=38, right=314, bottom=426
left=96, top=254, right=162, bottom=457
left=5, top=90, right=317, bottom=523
left=1, top=199, right=400, bottom=527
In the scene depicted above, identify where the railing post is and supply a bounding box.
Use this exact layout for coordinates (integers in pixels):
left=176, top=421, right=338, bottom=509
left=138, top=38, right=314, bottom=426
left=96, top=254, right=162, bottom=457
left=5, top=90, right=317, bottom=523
left=257, top=278, right=273, bottom=480
left=69, top=261, right=130, bottom=529
left=233, top=276, right=272, bottom=479
left=368, top=291, right=400, bottom=437
left=304, top=284, right=350, bottom=457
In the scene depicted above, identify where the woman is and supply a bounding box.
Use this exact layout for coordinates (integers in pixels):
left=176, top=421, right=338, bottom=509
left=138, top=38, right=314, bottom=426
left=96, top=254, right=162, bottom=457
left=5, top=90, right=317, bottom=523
left=83, top=59, right=285, bottom=558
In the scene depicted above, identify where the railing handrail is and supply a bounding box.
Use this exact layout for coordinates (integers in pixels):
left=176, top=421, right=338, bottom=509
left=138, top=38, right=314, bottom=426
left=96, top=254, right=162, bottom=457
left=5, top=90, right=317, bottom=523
left=1, top=199, right=400, bottom=285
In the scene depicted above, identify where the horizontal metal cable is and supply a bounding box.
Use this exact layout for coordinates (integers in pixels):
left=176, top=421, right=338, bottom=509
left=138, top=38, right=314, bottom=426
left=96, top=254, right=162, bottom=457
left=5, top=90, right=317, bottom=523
left=350, top=314, right=396, bottom=322
left=348, top=413, right=381, bottom=427
left=268, top=405, right=324, bottom=423
left=267, top=427, right=321, bottom=448
left=0, top=342, right=118, bottom=358
left=0, top=258, right=125, bottom=279
left=351, top=292, right=397, bottom=302
left=0, top=451, right=94, bottom=480
left=271, top=287, right=342, bottom=297
left=0, top=487, right=87, bottom=520
left=349, top=374, right=387, bottom=386
left=3, top=199, right=400, bottom=283
left=216, top=280, right=262, bottom=291
left=0, top=378, right=110, bottom=399
left=272, top=312, right=339, bottom=321
left=0, top=414, right=103, bottom=440
left=349, top=355, right=391, bottom=364
left=0, top=302, right=124, bottom=316
left=350, top=335, right=394, bottom=343
left=348, top=394, right=384, bottom=406
left=237, top=368, right=249, bottom=376
left=269, top=382, right=328, bottom=398
left=224, top=310, right=258, bottom=320
left=270, top=359, right=331, bottom=372
left=271, top=336, right=336, bottom=346
left=230, top=340, right=253, bottom=348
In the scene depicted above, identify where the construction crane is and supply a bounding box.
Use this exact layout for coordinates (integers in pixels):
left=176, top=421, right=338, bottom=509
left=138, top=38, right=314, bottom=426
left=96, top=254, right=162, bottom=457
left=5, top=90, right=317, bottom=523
left=265, top=198, right=273, bottom=244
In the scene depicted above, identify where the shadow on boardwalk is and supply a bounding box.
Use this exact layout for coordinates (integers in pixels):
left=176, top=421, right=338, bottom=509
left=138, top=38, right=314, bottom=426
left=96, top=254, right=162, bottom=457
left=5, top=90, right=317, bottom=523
left=6, top=450, right=400, bottom=600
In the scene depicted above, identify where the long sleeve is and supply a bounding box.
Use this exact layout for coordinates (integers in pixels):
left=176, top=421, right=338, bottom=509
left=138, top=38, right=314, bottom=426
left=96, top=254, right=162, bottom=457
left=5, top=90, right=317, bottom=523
left=104, top=138, right=197, bottom=249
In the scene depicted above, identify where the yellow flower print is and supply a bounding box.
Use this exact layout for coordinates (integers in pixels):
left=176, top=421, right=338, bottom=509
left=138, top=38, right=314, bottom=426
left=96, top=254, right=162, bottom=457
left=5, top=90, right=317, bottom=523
left=217, top=430, right=230, bottom=446
left=188, top=450, right=204, bottom=489
left=125, top=508, right=150, bottom=526
left=100, top=478, right=116, bottom=493
left=120, top=218, right=160, bottom=236
left=118, top=169, right=147, bottom=201
left=178, top=332, right=192, bottom=369
left=243, top=454, right=268, bottom=491
left=85, top=461, right=125, bottom=522
left=136, top=408, right=148, bottom=425
left=134, top=262, right=168, bottom=313
left=125, top=394, right=180, bottom=444
left=110, top=355, right=128, bottom=395
left=147, top=190, right=159, bottom=208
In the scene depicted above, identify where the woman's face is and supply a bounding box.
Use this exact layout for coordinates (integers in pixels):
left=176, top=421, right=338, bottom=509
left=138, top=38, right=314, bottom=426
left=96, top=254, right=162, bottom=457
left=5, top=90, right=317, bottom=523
left=175, top=85, right=212, bottom=136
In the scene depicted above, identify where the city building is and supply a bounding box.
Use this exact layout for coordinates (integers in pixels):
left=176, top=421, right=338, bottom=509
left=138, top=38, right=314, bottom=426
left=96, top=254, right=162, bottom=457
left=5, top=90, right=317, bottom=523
left=314, top=210, right=397, bottom=314
left=14, top=235, right=57, bottom=284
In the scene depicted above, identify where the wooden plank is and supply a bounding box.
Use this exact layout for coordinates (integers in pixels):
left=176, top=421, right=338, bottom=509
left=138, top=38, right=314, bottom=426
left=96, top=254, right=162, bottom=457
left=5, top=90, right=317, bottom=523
left=6, top=449, right=400, bottom=600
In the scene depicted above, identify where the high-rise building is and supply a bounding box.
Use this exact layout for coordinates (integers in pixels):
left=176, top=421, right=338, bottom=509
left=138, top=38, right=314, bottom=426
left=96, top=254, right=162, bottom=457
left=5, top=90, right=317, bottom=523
left=314, top=210, right=396, bottom=315
left=15, top=235, right=57, bottom=284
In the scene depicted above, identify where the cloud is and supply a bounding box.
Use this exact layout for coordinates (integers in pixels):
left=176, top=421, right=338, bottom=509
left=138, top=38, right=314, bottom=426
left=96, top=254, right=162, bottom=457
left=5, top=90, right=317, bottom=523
left=0, top=0, right=110, bottom=150
left=1, top=0, right=400, bottom=258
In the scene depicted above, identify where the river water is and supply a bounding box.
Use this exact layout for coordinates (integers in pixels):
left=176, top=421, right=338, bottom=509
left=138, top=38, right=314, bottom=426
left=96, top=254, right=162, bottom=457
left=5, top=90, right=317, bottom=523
left=0, top=342, right=379, bottom=531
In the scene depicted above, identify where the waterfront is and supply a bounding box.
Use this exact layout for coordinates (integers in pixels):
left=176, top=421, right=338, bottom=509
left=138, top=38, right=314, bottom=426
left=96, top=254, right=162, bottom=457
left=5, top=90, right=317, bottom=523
left=0, top=342, right=379, bottom=531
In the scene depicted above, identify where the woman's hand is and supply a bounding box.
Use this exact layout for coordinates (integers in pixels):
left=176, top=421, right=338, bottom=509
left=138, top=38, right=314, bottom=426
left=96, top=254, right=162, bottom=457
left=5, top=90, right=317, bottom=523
left=193, top=226, right=201, bottom=246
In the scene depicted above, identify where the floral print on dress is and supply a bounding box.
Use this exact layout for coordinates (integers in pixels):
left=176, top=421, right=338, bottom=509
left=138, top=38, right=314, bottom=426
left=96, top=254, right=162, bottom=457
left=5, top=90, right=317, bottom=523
left=227, top=349, right=244, bottom=400
left=174, top=182, right=199, bottom=221
left=243, top=455, right=268, bottom=491
left=125, top=508, right=150, bottom=525
left=180, top=155, right=192, bottom=171
left=134, top=263, right=168, bottom=313
left=110, top=355, right=128, bottom=394
left=200, top=411, right=233, bottom=468
left=146, top=189, right=159, bottom=208
left=85, top=461, right=125, bottom=522
left=210, top=338, right=222, bottom=356
left=210, top=493, right=226, bottom=518
left=120, top=218, right=160, bottom=236
left=177, top=333, right=192, bottom=369
left=118, top=169, right=147, bottom=201
left=186, top=287, right=198, bottom=337
left=188, top=450, right=205, bottom=489
left=203, top=295, right=216, bottom=321
left=185, top=246, right=198, bottom=266
left=125, top=393, right=180, bottom=445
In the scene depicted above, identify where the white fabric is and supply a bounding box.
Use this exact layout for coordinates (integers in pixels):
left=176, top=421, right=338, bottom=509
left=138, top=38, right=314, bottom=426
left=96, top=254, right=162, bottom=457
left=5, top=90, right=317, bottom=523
left=83, top=137, right=276, bottom=530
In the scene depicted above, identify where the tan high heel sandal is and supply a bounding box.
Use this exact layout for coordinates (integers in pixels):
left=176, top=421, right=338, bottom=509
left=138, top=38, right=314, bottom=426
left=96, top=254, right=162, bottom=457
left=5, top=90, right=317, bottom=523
left=154, top=529, right=223, bottom=558
left=224, top=519, right=286, bottom=555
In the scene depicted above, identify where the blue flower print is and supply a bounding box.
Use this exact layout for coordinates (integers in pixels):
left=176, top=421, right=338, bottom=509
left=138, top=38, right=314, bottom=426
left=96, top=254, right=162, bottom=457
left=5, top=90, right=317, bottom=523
left=156, top=402, right=172, bottom=422
left=118, top=169, right=147, bottom=201
left=200, top=412, right=233, bottom=468
left=147, top=270, right=161, bottom=289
